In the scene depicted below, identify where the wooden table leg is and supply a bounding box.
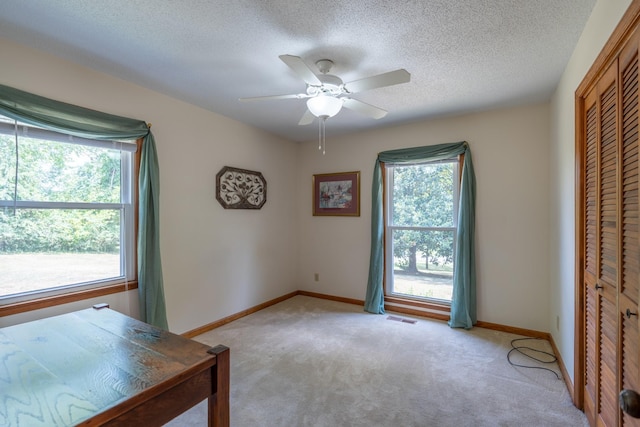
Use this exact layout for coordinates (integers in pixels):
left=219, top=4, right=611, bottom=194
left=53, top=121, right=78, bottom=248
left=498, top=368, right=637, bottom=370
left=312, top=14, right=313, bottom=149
left=208, top=345, right=230, bottom=427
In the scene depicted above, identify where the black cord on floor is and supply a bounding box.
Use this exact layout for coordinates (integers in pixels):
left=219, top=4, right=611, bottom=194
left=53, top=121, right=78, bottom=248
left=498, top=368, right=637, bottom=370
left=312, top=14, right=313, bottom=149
left=507, top=337, right=561, bottom=380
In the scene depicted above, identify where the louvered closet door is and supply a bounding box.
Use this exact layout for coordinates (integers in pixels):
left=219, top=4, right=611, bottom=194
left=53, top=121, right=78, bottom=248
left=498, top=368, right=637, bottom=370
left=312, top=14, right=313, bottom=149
left=583, top=62, right=620, bottom=427
left=620, top=30, right=640, bottom=427
left=584, top=77, right=600, bottom=426
left=582, top=27, right=640, bottom=427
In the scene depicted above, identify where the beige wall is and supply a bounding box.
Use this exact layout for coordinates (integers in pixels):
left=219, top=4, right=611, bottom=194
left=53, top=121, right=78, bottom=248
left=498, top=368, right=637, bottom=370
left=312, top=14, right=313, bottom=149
left=297, top=103, right=552, bottom=332
left=0, top=37, right=299, bottom=333
left=549, top=0, right=631, bottom=384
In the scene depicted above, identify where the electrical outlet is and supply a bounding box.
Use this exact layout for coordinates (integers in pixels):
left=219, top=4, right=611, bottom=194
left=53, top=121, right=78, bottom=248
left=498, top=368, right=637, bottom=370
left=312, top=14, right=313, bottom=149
left=314, top=273, right=319, bottom=282
left=556, top=315, right=560, bottom=331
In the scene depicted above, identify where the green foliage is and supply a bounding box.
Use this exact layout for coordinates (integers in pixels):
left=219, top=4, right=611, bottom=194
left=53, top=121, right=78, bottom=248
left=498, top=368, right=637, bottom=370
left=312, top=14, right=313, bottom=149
left=391, top=162, right=456, bottom=272
left=0, top=134, right=16, bottom=200
left=0, top=132, right=121, bottom=254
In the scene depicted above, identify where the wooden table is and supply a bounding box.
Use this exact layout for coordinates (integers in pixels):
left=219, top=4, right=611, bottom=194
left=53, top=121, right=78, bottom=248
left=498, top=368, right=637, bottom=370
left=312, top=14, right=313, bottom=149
left=0, top=305, right=229, bottom=426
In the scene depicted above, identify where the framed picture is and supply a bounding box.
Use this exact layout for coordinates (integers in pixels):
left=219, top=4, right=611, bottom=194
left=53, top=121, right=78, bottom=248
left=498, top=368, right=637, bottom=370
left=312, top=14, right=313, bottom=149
left=312, top=171, right=360, bottom=216
left=216, top=166, right=267, bottom=209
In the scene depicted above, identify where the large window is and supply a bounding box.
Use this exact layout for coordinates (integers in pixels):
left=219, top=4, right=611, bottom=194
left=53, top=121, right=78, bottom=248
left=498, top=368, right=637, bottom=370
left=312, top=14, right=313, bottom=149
left=0, top=114, right=137, bottom=305
left=385, top=159, right=459, bottom=303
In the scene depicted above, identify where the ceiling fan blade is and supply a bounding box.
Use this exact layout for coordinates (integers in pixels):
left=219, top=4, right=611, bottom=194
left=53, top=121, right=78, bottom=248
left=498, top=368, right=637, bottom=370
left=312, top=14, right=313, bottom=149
left=342, top=98, right=388, bottom=119
left=344, top=69, right=410, bottom=93
left=298, top=109, right=315, bottom=125
left=239, top=93, right=310, bottom=102
left=279, top=55, right=322, bottom=86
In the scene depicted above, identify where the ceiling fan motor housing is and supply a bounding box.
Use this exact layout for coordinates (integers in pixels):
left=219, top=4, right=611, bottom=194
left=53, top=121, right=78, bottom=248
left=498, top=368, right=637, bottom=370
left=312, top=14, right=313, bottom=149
left=308, top=73, right=343, bottom=96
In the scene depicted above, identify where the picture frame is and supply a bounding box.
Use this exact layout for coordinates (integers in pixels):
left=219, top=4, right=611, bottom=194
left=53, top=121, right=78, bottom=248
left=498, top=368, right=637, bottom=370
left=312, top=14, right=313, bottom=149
left=216, top=166, right=267, bottom=209
left=312, top=171, right=360, bottom=216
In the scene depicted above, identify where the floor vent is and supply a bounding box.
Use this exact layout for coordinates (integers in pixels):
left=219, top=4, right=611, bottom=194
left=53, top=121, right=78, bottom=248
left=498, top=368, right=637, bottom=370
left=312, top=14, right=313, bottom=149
left=387, top=315, right=417, bottom=324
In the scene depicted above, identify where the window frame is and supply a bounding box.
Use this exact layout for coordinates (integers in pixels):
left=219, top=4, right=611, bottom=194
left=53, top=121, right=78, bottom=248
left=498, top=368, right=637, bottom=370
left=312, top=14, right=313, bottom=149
left=383, top=156, right=462, bottom=309
left=0, top=123, right=141, bottom=317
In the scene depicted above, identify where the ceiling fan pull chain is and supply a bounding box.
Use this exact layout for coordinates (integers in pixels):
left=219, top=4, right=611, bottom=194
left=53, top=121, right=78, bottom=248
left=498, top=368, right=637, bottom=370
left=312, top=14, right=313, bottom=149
left=320, top=117, right=327, bottom=155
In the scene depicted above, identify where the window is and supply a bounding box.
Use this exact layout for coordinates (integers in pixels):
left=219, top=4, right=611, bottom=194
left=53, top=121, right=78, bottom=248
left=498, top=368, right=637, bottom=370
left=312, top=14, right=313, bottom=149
left=0, top=114, right=137, bottom=305
left=384, top=159, right=459, bottom=303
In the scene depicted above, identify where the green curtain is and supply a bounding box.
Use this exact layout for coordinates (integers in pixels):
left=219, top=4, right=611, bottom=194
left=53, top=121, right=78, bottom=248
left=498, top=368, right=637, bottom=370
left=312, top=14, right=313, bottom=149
left=137, top=132, right=168, bottom=330
left=364, top=141, right=476, bottom=329
left=0, top=83, right=169, bottom=329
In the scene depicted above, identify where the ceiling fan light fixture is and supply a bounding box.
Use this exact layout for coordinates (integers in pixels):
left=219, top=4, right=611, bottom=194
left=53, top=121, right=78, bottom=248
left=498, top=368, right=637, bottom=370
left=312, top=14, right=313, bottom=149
left=307, top=95, right=343, bottom=118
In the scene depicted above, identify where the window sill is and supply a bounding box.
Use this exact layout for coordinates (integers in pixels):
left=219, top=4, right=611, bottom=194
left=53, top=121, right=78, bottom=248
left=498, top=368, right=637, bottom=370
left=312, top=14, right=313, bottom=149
left=0, top=281, right=138, bottom=317
left=384, top=295, right=451, bottom=314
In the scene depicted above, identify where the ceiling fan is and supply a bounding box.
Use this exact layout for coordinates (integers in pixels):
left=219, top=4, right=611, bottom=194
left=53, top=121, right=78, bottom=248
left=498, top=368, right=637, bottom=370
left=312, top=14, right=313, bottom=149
left=240, top=54, right=410, bottom=124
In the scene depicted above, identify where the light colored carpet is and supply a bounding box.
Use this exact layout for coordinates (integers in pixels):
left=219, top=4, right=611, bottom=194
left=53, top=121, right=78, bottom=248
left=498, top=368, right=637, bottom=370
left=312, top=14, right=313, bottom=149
left=165, top=295, right=588, bottom=426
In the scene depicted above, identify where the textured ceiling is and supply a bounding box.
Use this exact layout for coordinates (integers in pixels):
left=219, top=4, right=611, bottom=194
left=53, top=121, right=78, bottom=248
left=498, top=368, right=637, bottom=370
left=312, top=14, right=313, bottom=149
left=0, top=1, right=596, bottom=142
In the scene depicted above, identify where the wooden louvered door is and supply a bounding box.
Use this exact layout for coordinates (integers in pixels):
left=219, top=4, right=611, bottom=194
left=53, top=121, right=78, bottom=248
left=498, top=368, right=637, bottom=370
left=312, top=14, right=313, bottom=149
left=581, top=27, right=640, bottom=427
left=583, top=62, right=620, bottom=427
left=619, top=31, right=640, bottom=427
left=583, top=76, right=601, bottom=426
